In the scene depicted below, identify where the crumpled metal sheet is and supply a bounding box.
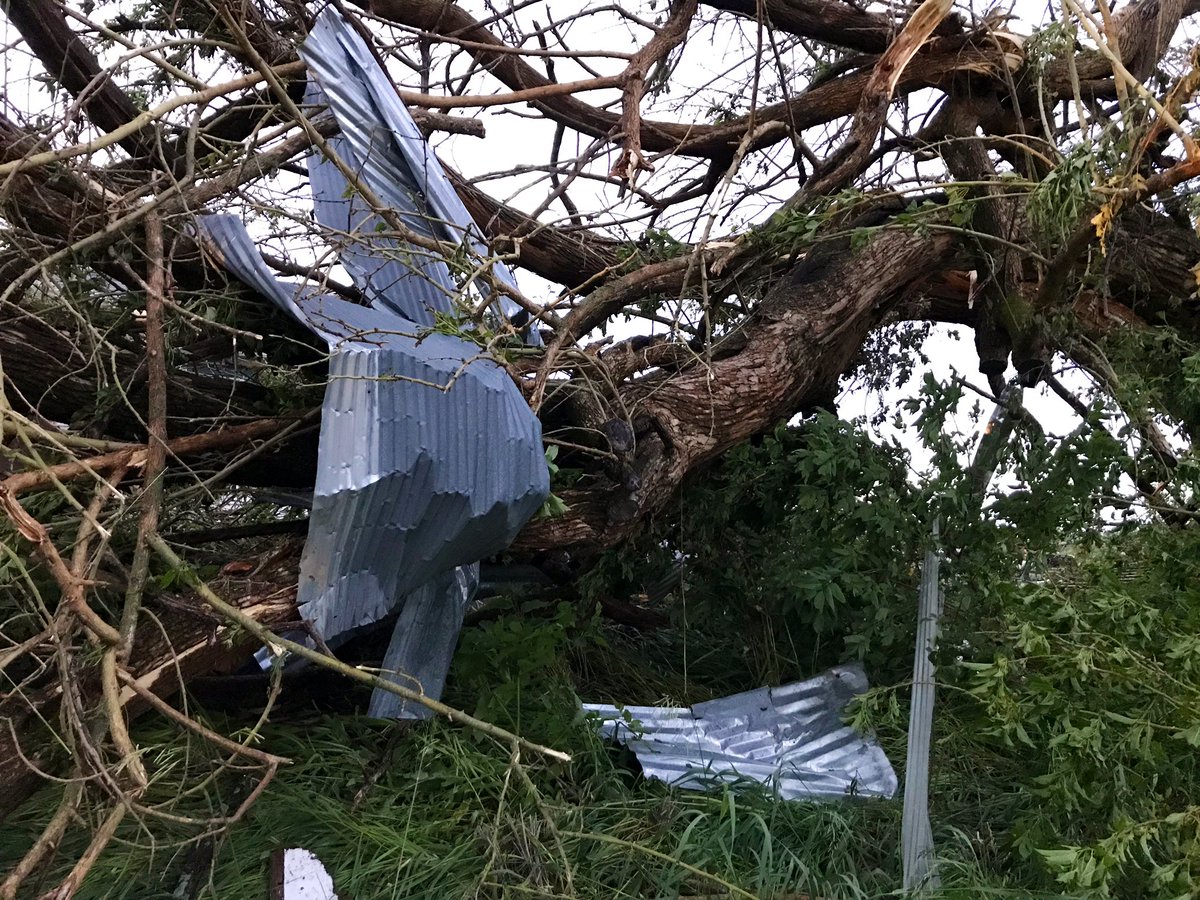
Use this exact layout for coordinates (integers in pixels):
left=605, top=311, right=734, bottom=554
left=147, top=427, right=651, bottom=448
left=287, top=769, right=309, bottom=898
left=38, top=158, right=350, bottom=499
left=583, top=663, right=897, bottom=801
left=368, top=564, right=479, bottom=720
left=301, top=9, right=539, bottom=343
left=198, top=7, right=549, bottom=708
left=201, top=218, right=546, bottom=641
left=305, top=82, right=456, bottom=327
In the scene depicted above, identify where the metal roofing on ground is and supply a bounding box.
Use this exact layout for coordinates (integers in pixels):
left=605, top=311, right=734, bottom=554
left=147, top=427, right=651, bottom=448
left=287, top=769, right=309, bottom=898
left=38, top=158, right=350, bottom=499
left=199, top=5, right=549, bottom=713
left=584, top=663, right=898, bottom=802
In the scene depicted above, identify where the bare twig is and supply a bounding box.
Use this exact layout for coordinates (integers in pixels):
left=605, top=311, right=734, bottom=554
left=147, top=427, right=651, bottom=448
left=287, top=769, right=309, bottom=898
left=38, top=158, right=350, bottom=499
left=118, top=671, right=289, bottom=767
left=146, top=535, right=571, bottom=764
left=117, top=211, right=169, bottom=658
left=0, top=62, right=306, bottom=178
left=610, top=0, right=699, bottom=188
left=2, top=416, right=306, bottom=497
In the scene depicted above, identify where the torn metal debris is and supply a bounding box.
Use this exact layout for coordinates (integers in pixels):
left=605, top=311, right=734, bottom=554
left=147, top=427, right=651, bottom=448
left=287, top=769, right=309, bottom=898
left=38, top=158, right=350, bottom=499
left=584, top=663, right=897, bottom=802
left=201, top=6, right=548, bottom=715
left=301, top=11, right=538, bottom=341
left=367, top=564, right=479, bottom=720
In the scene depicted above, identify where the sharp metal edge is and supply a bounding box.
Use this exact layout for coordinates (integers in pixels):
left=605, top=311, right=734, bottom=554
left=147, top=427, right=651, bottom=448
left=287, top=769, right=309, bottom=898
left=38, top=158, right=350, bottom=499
left=305, top=80, right=457, bottom=326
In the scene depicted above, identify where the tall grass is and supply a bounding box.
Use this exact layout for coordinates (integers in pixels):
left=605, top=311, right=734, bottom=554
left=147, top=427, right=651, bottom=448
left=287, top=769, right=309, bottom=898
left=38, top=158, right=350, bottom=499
left=0, top=604, right=1081, bottom=899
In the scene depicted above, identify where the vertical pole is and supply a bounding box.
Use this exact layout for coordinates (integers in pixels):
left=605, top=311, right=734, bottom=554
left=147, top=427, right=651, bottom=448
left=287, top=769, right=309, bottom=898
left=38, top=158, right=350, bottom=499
left=901, top=380, right=1023, bottom=891
left=902, top=518, right=942, bottom=891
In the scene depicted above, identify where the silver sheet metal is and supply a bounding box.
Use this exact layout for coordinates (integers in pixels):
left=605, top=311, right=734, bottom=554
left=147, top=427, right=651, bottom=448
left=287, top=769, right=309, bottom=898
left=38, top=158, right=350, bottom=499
left=900, top=381, right=1022, bottom=891
left=368, top=564, right=479, bottom=720
left=199, top=8, right=549, bottom=711
left=901, top=528, right=942, bottom=891
left=305, top=81, right=457, bottom=326
left=584, top=664, right=897, bottom=802
left=201, top=216, right=547, bottom=641
left=300, top=9, right=540, bottom=344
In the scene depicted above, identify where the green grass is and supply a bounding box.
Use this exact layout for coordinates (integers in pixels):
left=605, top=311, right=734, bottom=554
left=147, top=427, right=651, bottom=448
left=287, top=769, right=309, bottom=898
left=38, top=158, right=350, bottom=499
left=11, top=522, right=1199, bottom=899
left=0, top=611, right=1074, bottom=900
left=0, top=712, right=1050, bottom=899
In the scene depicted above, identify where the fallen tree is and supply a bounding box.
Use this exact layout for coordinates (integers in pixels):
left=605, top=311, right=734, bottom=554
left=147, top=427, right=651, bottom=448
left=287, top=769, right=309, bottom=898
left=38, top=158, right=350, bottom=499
left=1, top=0, right=1198, bottom=893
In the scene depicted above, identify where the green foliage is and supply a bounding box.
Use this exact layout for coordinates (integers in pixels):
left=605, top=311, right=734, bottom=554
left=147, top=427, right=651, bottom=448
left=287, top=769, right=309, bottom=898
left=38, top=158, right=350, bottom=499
left=940, top=528, right=1200, bottom=897
left=537, top=445, right=571, bottom=519
left=635, top=227, right=688, bottom=262
left=1027, top=146, right=1097, bottom=250
left=1098, top=326, right=1200, bottom=436
left=1024, top=21, right=1077, bottom=80
left=2, top=593, right=867, bottom=896
left=614, top=228, right=688, bottom=276
left=449, top=598, right=588, bottom=747
left=583, top=415, right=926, bottom=679
left=7, top=370, right=1199, bottom=898
left=845, top=321, right=936, bottom=416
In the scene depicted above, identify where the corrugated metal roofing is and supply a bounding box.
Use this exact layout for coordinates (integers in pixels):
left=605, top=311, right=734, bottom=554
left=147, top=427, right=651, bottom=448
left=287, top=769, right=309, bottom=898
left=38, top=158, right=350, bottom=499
left=368, top=564, right=479, bottom=720
left=198, top=6, right=550, bottom=713
left=902, top=534, right=942, bottom=890
left=300, top=9, right=540, bottom=344
left=900, top=381, right=1023, bottom=890
left=584, top=663, right=898, bottom=802
left=201, top=215, right=547, bottom=644
left=305, top=81, right=457, bottom=326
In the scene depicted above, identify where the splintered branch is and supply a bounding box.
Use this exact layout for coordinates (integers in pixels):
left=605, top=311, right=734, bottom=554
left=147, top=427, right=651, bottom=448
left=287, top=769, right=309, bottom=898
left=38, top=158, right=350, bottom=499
left=610, top=0, right=699, bottom=187
left=802, top=0, right=959, bottom=197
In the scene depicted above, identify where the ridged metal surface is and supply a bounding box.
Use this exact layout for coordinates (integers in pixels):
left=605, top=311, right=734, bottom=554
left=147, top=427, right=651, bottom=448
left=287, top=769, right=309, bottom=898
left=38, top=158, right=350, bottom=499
left=368, top=564, right=479, bottom=720
left=201, top=215, right=547, bottom=645
left=900, top=382, right=1022, bottom=890
left=199, top=11, right=549, bottom=713
left=305, top=81, right=456, bottom=326
left=300, top=8, right=540, bottom=344
left=901, top=533, right=942, bottom=890
left=584, top=664, right=897, bottom=802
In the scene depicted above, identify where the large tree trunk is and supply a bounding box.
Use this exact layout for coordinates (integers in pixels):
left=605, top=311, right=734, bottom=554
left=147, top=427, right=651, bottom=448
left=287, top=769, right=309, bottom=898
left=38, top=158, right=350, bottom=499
left=515, top=228, right=957, bottom=555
